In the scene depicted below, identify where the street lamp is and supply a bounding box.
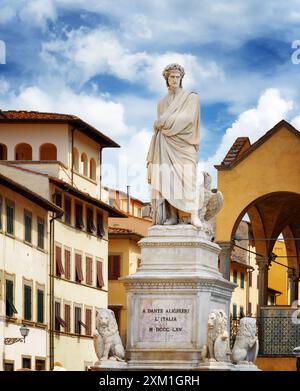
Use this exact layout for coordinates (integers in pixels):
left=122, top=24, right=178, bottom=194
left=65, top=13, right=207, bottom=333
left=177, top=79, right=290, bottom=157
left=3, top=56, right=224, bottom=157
left=4, top=325, right=30, bottom=345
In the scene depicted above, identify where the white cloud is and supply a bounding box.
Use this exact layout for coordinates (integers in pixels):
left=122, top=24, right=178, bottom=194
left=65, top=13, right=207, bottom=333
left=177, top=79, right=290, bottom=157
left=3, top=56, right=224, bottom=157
left=0, top=84, right=129, bottom=137
left=200, top=88, right=294, bottom=185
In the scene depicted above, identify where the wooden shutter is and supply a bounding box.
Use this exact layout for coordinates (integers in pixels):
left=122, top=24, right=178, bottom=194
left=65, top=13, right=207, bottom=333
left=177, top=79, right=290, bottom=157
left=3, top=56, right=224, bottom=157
left=85, top=309, right=92, bottom=336
left=75, top=203, right=84, bottom=229
left=249, top=271, right=252, bottom=287
left=24, top=285, right=32, bottom=321
left=96, top=260, right=104, bottom=288
left=6, top=279, right=14, bottom=316
left=55, top=246, right=64, bottom=277
left=24, top=211, right=32, bottom=243
left=75, top=307, right=81, bottom=334
left=87, top=208, right=96, bottom=233
left=64, top=304, right=71, bottom=333
left=64, top=249, right=71, bottom=280
left=37, top=289, right=44, bottom=323
left=86, top=257, right=92, bottom=285
left=248, top=302, right=252, bottom=316
left=55, top=302, right=61, bottom=331
left=108, top=255, right=121, bottom=280
left=6, top=202, right=14, bottom=235
left=75, top=254, right=84, bottom=282
left=37, top=219, right=44, bottom=249
left=96, top=212, right=105, bottom=237
left=64, top=196, right=71, bottom=225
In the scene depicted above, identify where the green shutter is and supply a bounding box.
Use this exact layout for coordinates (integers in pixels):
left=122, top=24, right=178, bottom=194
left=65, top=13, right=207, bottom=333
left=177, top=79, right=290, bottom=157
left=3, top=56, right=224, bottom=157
left=24, top=212, right=32, bottom=243
left=38, top=219, right=44, bottom=249
left=240, top=272, right=245, bottom=289
left=233, top=270, right=238, bottom=284
left=24, top=285, right=32, bottom=320
left=6, top=203, right=14, bottom=235
left=37, top=289, right=44, bottom=323
left=6, top=280, right=13, bottom=316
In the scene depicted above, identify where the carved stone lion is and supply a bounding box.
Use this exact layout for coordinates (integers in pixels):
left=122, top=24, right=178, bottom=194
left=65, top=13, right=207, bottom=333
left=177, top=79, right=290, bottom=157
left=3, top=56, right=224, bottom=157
left=93, top=308, right=125, bottom=362
left=232, top=317, right=259, bottom=364
left=201, top=309, right=230, bottom=362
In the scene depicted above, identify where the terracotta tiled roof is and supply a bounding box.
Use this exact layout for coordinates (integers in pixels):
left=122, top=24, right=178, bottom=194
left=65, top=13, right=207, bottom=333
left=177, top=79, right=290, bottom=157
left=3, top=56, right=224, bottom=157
left=0, top=110, right=119, bottom=148
left=220, top=137, right=250, bottom=166
left=0, top=110, right=78, bottom=121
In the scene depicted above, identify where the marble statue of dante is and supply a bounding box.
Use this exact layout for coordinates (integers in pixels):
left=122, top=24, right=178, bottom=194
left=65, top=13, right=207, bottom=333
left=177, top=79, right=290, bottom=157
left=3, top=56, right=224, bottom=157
left=147, top=63, right=202, bottom=227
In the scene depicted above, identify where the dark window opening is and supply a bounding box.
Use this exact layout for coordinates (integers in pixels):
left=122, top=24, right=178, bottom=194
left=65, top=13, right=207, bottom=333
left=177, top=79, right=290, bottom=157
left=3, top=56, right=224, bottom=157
left=96, top=212, right=105, bottom=237
left=24, top=211, right=32, bottom=243
left=87, top=207, right=96, bottom=233
left=75, top=203, right=84, bottom=229
left=37, top=218, right=45, bottom=249
left=108, top=255, right=121, bottom=280
left=64, top=196, right=71, bottom=225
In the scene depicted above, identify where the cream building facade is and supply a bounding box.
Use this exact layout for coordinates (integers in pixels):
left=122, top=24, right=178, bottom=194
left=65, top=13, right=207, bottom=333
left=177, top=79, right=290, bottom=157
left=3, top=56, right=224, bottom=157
left=0, top=110, right=124, bottom=370
left=0, top=171, right=61, bottom=371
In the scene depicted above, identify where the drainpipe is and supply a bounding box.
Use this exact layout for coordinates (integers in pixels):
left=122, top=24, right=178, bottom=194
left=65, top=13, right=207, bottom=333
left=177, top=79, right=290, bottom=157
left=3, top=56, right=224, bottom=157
left=71, top=128, right=75, bottom=187
left=49, top=208, right=64, bottom=370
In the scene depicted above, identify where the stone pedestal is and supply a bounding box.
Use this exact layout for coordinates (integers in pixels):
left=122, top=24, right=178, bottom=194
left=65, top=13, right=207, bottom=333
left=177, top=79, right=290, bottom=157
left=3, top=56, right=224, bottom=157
left=122, top=225, right=235, bottom=369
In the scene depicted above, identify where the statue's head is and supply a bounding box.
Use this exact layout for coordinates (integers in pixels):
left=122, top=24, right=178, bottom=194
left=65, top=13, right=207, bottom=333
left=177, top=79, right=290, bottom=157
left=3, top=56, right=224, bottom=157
left=163, top=63, right=185, bottom=89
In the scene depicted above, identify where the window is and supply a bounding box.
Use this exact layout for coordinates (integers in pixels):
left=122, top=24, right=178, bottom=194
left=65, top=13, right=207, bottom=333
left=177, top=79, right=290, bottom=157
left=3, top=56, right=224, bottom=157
left=24, top=284, right=32, bottom=321
left=37, top=218, right=45, bottom=249
left=15, top=143, right=32, bottom=160
left=0, top=143, right=7, bottom=160
left=22, top=357, right=31, bottom=369
left=248, top=271, right=252, bottom=287
left=85, top=308, right=92, bottom=336
left=108, top=255, right=121, bottom=280
left=233, top=270, right=238, bottom=284
left=6, top=200, right=14, bottom=235
left=74, top=307, right=82, bottom=334
left=96, top=260, right=104, bottom=289
left=240, top=272, right=245, bottom=289
left=6, top=279, right=17, bottom=317
left=137, top=208, right=142, bottom=218
left=240, top=306, right=245, bottom=318
left=37, top=289, right=44, bottom=324
left=55, top=246, right=64, bottom=277
left=35, top=359, right=46, bottom=371
left=4, top=361, right=14, bottom=371
left=0, top=195, right=2, bottom=231
left=90, top=159, right=96, bottom=181
left=80, top=153, right=88, bottom=176
left=109, top=306, right=121, bottom=329
left=55, top=302, right=66, bottom=332
left=24, top=210, right=32, bottom=243
left=75, top=253, right=84, bottom=283
left=40, top=143, right=57, bottom=160
left=137, top=258, right=142, bottom=268
left=75, top=203, right=84, bottom=229
left=96, top=212, right=105, bottom=237
left=54, top=192, right=62, bottom=208
left=86, top=256, right=93, bottom=285
left=73, top=148, right=79, bottom=171
left=87, top=207, right=96, bottom=233
left=232, top=304, right=237, bottom=319
left=64, top=196, right=71, bottom=225
left=64, top=304, right=71, bottom=333
left=64, top=249, right=71, bottom=280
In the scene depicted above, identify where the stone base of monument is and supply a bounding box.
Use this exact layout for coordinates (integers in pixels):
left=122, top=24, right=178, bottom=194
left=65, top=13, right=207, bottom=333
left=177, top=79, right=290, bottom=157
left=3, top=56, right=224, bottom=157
left=232, top=363, right=261, bottom=371
left=89, top=360, right=128, bottom=371
left=122, top=225, right=236, bottom=370
left=198, top=361, right=235, bottom=371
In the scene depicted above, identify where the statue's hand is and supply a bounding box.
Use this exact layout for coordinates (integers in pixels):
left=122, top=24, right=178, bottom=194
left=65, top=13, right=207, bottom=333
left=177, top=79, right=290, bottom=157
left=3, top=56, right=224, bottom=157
left=154, top=119, right=164, bottom=131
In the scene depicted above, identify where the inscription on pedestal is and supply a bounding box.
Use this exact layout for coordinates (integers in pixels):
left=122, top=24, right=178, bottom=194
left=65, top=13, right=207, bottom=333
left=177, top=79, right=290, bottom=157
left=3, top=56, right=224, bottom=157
left=139, top=298, right=193, bottom=343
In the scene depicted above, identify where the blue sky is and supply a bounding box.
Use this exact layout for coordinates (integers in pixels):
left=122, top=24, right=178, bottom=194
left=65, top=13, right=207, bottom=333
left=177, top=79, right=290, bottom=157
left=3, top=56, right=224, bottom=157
left=1, top=0, right=300, bottom=199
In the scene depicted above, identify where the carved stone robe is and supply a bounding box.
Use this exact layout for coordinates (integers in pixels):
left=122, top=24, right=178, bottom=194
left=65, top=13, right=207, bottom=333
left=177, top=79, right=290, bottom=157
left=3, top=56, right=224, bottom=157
left=147, top=88, right=200, bottom=224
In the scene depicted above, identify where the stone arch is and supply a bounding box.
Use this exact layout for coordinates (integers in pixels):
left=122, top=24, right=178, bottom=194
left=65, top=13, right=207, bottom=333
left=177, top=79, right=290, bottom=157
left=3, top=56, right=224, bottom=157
left=0, top=143, right=7, bottom=160
left=73, top=147, right=79, bottom=171
left=15, top=143, right=32, bottom=160
left=40, top=143, right=57, bottom=161
left=89, top=158, right=96, bottom=181
left=80, top=153, right=88, bottom=176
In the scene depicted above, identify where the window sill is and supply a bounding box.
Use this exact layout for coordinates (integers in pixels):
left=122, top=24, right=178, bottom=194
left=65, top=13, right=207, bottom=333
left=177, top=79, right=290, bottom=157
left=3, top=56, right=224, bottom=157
left=57, top=220, right=107, bottom=240
left=22, top=320, right=35, bottom=326
left=35, top=322, right=47, bottom=329
left=5, top=316, right=17, bottom=323
left=73, top=170, right=98, bottom=185
left=23, top=240, right=33, bottom=247
left=53, top=275, right=107, bottom=292
left=5, top=232, right=15, bottom=239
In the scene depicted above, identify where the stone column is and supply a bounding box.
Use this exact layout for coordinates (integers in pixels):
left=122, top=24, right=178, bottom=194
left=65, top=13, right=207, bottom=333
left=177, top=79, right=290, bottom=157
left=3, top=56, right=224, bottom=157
left=288, top=269, right=299, bottom=305
left=256, top=258, right=269, bottom=308
left=217, top=241, right=232, bottom=281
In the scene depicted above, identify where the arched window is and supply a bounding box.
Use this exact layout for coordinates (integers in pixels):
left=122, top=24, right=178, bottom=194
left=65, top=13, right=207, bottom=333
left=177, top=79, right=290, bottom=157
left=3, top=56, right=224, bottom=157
left=73, top=148, right=79, bottom=171
left=15, top=143, right=32, bottom=160
left=89, top=158, right=96, bottom=181
left=40, top=143, right=57, bottom=161
left=0, top=144, right=7, bottom=160
left=80, top=153, right=88, bottom=176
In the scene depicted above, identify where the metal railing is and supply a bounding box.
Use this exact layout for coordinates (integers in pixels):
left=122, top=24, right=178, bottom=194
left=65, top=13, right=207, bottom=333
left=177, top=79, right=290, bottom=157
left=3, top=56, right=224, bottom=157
left=230, top=316, right=300, bottom=356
